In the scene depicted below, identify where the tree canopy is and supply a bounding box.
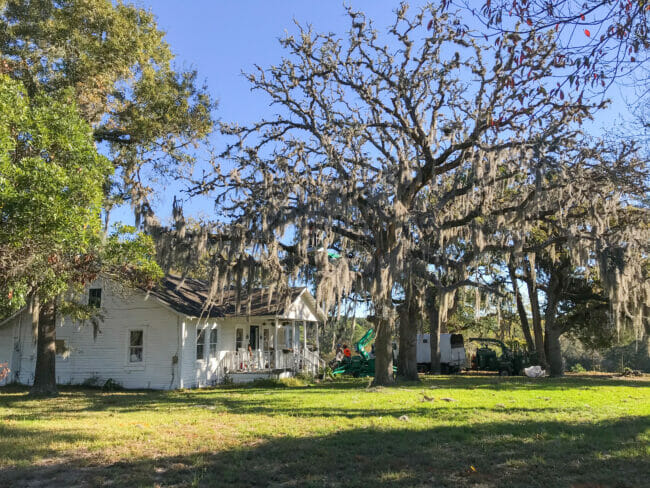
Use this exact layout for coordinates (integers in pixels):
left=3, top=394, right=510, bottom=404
left=0, top=0, right=215, bottom=213
left=444, top=0, right=649, bottom=92
left=0, top=75, right=110, bottom=314
left=0, top=0, right=202, bottom=394
left=173, top=4, right=648, bottom=382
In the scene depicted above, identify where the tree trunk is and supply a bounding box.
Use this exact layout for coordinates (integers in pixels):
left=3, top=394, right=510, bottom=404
left=349, top=315, right=357, bottom=349
left=30, top=299, right=58, bottom=396
left=643, top=305, right=650, bottom=355
left=397, top=290, right=419, bottom=381
left=507, top=261, right=535, bottom=351
left=545, top=271, right=564, bottom=377
left=426, top=287, right=441, bottom=374
left=546, top=324, right=563, bottom=377
left=372, top=299, right=395, bottom=386
left=524, top=259, right=547, bottom=367
left=370, top=246, right=395, bottom=386
left=397, top=303, right=407, bottom=373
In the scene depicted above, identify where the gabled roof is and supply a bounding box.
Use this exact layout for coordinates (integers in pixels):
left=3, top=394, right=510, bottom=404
left=147, top=274, right=312, bottom=319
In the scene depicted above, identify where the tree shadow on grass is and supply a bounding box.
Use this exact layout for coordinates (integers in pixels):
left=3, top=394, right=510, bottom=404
left=0, top=386, right=599, bottom=422
left=1, top=373, right=647, bottom=418
left=210, top=395, right=583, bottom=420
left=0, top=423, right=98, bottom=466
left=0, top=416, right=647, bottom=488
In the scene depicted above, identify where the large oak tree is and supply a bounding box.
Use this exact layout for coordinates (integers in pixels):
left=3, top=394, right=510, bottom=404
left=188, top=4, right=610, bottom=385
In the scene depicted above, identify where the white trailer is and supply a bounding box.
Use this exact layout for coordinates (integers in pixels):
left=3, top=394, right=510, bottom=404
left=416, top=333, right=466, bottom=373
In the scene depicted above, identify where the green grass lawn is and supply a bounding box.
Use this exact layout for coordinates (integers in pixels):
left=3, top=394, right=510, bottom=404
left=0, top=374, right=648, bottom=488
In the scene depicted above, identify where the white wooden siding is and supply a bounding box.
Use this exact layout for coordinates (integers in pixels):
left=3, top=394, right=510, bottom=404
left=281, top=292, right=321, bottom=322
left=0, top=280, right=183, bottom=390
left=0, top=281, right=322, bottom=389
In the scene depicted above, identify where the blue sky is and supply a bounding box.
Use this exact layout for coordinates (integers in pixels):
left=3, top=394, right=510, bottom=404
left=113, top=1, right=424, bottom=225
left=110, top=1, right=635, bottom=227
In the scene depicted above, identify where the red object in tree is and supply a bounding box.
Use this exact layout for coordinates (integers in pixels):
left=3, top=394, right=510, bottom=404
left=427, top=19, right=433, bottom=30
left=584, top=29, right=591, bottom=37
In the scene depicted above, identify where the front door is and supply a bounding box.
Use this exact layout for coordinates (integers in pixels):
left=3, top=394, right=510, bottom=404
left=249, top=325, right=259, bottom=350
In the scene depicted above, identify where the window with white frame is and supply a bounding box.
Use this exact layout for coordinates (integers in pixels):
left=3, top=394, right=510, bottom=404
left=209, top=328, right=218, bottom=357
left=196, top=328, right=206, bottom=360
left=129, top=330, right=144, bottom=363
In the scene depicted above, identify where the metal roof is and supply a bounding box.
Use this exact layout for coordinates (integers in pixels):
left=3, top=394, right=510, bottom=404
left=147, top=274, right=308, bottom=319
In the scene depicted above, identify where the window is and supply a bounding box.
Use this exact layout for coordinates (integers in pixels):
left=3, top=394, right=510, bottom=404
left=235, top=328, right=244, bottom=350
left=196, top=328, right=206, bottom=360
left=129, top=330, right=143, bottom=363
left=209, top=328, right=218, bottom=357
left=88, top=288, right=102, bottom=308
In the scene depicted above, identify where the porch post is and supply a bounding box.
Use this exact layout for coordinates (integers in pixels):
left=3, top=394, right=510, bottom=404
left=316, top=321, right=320, bottom=374
left=292, top=321, right=297, bottom=372
left=273, top=317, right=279, bottom=370
left=303, top=320, right=307, bottom=372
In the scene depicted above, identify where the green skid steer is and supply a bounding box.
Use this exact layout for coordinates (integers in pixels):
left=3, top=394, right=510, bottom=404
left=332, top=328, right=397, bottom=378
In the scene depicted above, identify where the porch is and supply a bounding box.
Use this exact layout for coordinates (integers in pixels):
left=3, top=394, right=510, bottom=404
left=215, top=319, right=325, bottom=376
left=218, top=347, right=324, bottom=377
left=192, top=314, right=326, bottom=386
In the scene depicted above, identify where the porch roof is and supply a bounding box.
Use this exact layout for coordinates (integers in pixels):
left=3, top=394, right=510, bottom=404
left=147, top=274, right=313, bottom=319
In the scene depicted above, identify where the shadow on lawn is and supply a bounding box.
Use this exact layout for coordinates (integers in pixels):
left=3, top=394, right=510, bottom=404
left=210, top=397, right=582, bottom=420
left=0, top=423, right=98, bottom=465
left=0, top=416, right=647, bottom=488
left=0, top=374, right=646, bottom=417
left=0, top=389, right=606, bottom=422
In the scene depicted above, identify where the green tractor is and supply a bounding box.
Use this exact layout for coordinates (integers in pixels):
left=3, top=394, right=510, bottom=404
left=468, top=337, right=530, bottom=376
left=332, top=328, right=397, bottom=378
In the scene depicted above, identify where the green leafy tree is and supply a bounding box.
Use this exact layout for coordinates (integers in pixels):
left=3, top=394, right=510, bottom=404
left=0, top=75, right=162, bottom=395
left=0, top=0, right=215, bottom=215
left=0, top=0, right=211, bottom=394
left=1, top=74, right=108, bottom=394
left=0, top=75, right=110, bottom=314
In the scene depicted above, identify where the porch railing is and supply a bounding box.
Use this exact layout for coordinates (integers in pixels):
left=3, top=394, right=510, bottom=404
left=220, top=348, right=323, bottom=376
left=219, top=350, right=271, bottom=373
left=301, top=347, right=326, bottom=375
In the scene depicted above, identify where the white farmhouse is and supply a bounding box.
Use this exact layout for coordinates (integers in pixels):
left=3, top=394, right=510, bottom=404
left=0, top=275, right=325, bottom=389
